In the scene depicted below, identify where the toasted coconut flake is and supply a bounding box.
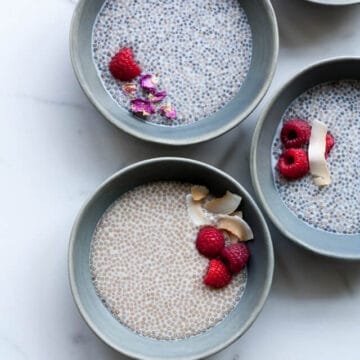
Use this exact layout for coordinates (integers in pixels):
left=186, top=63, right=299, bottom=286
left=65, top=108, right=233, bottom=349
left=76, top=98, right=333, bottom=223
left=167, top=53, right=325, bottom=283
left=216, top=215, right=253, bottom=241
left=191, top=185, right=209, bottom=201
left=186, top=194, right=210, bottom=226
left=204, top=191, right=242, bottom=214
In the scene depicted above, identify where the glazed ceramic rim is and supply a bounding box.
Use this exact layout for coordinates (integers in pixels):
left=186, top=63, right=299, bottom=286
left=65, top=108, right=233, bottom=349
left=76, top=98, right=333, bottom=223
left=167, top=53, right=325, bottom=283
left=69, top=0, right=279, bottom=146
left=305, top=0, right=360, bottom=5
left=250, top=56, right=360, bottom=260
left=68, top=157, right=274, bottom=360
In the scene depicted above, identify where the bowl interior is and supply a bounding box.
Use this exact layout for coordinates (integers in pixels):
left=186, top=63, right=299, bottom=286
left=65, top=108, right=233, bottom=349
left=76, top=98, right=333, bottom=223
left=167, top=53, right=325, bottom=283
left=70, top=0, right=278, bottom=145
left=251, top=58, right=360, bottom=259
left=69, top=158, right=273, bottom=360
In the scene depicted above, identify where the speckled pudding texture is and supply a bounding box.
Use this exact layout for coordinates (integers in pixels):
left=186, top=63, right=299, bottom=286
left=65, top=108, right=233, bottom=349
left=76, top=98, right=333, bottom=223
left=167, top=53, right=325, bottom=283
left=272, top=80, right=360, bottom=235
left=90, top=181, right=246, bottom=340
left=92, top=0, right=253, bottom=126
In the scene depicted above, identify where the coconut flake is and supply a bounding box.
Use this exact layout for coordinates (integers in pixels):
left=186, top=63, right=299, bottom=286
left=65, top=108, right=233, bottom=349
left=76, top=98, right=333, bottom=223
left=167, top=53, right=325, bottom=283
left=130, top=99, right=155, bottom=117
left=230, top=211, right=243, bottom=218
left=216, top=215, right=253, bottom=241
left=191, top=185, right=209, bottom=201
left=186, top=194, right=211, bottom=226
left=223, top=231, right=240, bottom=244
left=308, top=120, right=331, bottom=186
left=148, top=90, right=167, bottom=103
left=159, top=104, right=177, bottom=120
left=204, top=191, right=242, bottom=214
left=121, top=83, right=137, bottom=97
left=139, top=74, right=158, bottom=92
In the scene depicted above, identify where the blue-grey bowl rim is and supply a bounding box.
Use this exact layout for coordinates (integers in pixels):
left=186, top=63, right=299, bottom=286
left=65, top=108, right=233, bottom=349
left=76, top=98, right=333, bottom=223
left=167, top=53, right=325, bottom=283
left=69, top=0, right=279, bottom=146
left=250, top=56, right=360, bottom=260
left=305, top=0, right=360, bottom=5
left=68, top=157, right=274, bottom=359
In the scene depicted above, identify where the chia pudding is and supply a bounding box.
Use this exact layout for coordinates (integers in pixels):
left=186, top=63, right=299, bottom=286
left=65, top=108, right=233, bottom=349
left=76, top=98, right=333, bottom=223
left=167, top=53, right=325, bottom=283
left=90, top=181, right=247, bottom=340
left=92, top=0, right=253, bottom=126
left=272, top=80, right=360, bottom=235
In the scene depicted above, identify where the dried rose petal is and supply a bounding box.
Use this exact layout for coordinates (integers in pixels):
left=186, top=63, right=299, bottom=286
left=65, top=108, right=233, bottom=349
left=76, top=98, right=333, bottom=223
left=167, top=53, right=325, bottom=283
left=122, top=83, right=137, bottom=97
left=148, top=90, right=167, bottom=103
left=139, top=74, right=158, bottom=92
left=159, top=104, right=177, bottom=120
left=130, top=98, right=155, bottom=117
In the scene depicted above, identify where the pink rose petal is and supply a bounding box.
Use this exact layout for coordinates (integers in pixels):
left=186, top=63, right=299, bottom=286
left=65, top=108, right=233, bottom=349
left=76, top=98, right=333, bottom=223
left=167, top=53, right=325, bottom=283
left=159, top=104, right=177, bottom=120
left=139, top=74, right=158, bottom=92
left=130, top=98, right=156, bottom=117
left=121, top=83, right=137, bottom=97
left=148, top=90, right=167, bottom=103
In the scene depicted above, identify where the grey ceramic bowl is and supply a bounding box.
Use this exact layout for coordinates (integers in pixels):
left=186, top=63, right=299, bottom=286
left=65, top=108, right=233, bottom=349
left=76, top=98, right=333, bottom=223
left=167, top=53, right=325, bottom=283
left=251, top=57, right=360, bottom=260
left=305, top=0, right=360, bottom=5
left=70, top=0, right=278, bottom=145
left=69, top=157, right=274, bottom=360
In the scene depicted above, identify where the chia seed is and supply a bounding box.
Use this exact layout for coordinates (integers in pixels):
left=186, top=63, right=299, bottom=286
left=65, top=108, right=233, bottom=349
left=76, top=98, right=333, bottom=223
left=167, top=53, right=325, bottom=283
left=92, top=0, right=253, bottom=126
left=272, top=80, right=360, bottom=235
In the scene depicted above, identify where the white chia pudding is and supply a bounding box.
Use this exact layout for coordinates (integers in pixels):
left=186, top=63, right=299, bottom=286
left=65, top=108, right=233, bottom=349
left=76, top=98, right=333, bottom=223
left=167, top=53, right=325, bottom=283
left=92, top=0, right=253, bottom=126
left=272, top=80, right=360, bottom=235
left=90, top=181, right=246, bottom=340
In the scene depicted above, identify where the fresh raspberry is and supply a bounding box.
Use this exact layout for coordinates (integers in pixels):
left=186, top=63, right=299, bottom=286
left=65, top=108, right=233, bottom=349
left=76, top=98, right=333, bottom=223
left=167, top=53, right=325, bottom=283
left=109, top=48, right=141, bottom=81
left=220, top=243, right=250, bottom=274
left=196, top=226, right=225, bottom=258
left=280, top=119, right=311, bottom=148
left=325, top=133, right=335, bottom=158
left=278, top=148, right=309, bottom=180
left=203, top=259, right=232, bottom=288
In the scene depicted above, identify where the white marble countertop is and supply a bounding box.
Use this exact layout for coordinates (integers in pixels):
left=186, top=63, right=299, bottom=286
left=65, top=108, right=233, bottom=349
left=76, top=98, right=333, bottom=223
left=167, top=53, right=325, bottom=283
left=1, top=0, right=360, bottom=359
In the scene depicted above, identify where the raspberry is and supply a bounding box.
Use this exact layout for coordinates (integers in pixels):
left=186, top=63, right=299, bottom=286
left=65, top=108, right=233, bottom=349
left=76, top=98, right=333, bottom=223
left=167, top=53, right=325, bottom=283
left=109, top=48, right=142, bottom=81
left=281, top=119, right=311, bottom=148
left=203, top=259, right=232, bottom=288
left=325, top=133, right=335, bottom=158
left=196, top=226, right=225, bottom=258
left=221, top=243, right=250, bottom=274
left=278, top=148, right=309, bottom=180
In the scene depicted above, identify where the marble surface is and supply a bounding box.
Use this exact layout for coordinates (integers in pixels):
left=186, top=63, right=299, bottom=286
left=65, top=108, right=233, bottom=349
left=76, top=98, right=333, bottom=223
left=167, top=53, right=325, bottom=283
left=1, top=0, right=360, bottom=359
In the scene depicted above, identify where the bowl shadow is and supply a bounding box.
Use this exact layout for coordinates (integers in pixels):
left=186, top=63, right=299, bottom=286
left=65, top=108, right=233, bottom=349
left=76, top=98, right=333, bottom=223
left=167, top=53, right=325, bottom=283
left=269, top=220, right=360, bottom=301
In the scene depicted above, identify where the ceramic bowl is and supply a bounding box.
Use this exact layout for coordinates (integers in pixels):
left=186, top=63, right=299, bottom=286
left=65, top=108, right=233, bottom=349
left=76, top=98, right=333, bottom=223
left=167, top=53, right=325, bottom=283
left=251, top=57, right=360, bottom=260
left=305, top=0, right=360, bottom=5
left=69, top=157, right=274, bottom=360
left=69, top=0, right=278, bottom=145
